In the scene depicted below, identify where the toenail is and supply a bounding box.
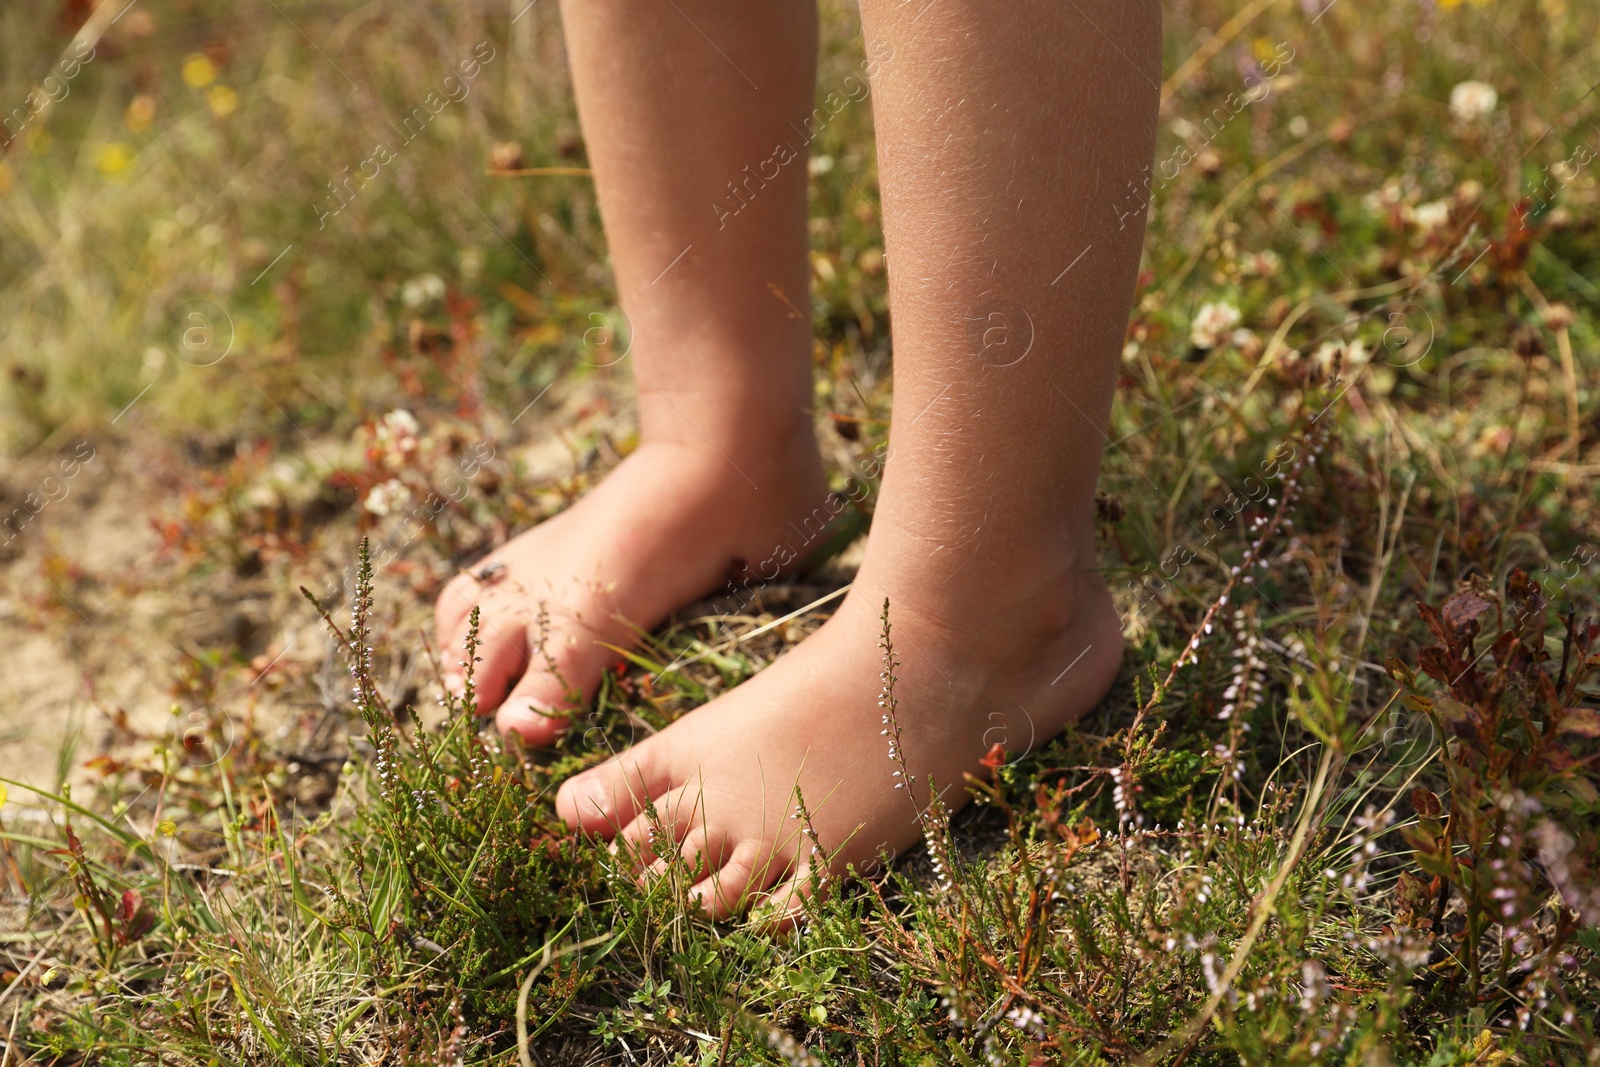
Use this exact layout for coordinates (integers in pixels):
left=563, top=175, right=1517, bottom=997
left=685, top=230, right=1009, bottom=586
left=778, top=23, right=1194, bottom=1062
left=501, top=696, right=559, bottom=723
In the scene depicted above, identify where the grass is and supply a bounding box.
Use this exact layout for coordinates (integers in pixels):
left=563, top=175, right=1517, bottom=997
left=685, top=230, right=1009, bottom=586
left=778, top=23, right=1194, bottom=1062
left=2, top=0, right=1599, bottom=1063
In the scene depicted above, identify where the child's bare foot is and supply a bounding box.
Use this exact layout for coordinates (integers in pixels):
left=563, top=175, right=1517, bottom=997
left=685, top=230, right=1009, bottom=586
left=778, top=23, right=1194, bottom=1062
left=533, top=0, right=1157, bottom=920
left=553, top=558, right=1124, bottom=918
left=434, top=434, right=827, bottom=742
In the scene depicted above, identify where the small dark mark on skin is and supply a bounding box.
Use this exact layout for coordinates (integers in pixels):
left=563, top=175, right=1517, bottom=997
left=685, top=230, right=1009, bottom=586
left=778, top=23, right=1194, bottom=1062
left=471, top=562, right=508, bottom=584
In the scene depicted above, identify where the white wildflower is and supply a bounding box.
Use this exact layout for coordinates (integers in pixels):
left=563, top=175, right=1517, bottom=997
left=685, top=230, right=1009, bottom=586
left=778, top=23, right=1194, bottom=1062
left=1449, top=80, right=1497, bottom=123
left=374, top=409, right=422, bottom=465
left=765, top=1029, right=820, bottom=1067
left=364, top=478, right=411, bottom=517
left=1311, top=339, right=1368, bottom=374
left=1299, top=959, right=1330, bottom=1012
left=1405, top=199, right=1452, bottom=233
left=1005, top=1005, right=1044, bottom=1035
left=401, top=272, right=447, bottom=308
left=1190, top=301, right=1242, bottom=349
left=381, top=408, right=420, bottom=437
left=1239, top=250, right=1282, bottom=278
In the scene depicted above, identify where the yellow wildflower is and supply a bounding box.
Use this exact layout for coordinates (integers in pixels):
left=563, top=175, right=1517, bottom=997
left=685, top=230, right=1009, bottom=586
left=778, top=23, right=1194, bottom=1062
left=182, top=53, right=216, bottom=88
left=207, top=85, right=239, bottom=117
left=96, top=142, right=134, bottom=176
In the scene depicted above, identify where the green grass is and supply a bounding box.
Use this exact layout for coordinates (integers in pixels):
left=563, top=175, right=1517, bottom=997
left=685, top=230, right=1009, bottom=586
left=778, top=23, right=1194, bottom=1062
left=2, top=0, right=1599, bottom=1063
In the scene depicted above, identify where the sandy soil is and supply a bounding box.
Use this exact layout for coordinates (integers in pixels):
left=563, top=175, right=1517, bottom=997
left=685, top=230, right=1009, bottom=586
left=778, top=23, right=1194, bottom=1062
left=2, top=435, right=180, bottom=788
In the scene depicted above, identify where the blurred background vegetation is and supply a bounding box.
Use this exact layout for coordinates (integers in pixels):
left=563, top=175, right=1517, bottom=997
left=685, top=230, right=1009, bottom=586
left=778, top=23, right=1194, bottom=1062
left=0, top=0, right=896, bottom=454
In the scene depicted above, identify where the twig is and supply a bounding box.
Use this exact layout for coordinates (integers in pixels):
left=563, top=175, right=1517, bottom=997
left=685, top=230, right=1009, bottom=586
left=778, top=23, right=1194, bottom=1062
left=4, top=1001, right=21, bottom=1067
left=516, top=930, right=616, bottom=1067
left=715, top=1009, right=735, bottom=1067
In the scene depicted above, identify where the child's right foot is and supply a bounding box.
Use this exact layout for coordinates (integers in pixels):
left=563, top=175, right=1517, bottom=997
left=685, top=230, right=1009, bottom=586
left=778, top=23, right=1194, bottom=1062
left=434, top=434, right=829, bottom=742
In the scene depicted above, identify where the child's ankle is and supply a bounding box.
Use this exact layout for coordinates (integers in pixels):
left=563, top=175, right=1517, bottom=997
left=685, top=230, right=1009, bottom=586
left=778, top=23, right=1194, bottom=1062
left=636, top=411, right=823, bottom=487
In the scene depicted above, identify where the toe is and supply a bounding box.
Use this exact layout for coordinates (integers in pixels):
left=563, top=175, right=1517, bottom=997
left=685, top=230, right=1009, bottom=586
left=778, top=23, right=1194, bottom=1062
left=688, top=839, right=787, bottom=920
left=433, top=571, right=481, bottom=669
left=616, top=784, right=705, bottom=864
left=556, top=747, right=674, bottom=835
left=495, top=690, right=568, bottom=745
left=751, top=863, right=823, bottom=930
left=495, top=632, right=593, bottom=743
left=647, top=825, right=728, bottom=885
left=462, top=610, right=530, bottom=715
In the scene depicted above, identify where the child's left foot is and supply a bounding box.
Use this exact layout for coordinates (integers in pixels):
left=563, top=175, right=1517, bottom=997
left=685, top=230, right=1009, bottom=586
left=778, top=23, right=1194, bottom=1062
left=554, top=560, right=1124, bottom=918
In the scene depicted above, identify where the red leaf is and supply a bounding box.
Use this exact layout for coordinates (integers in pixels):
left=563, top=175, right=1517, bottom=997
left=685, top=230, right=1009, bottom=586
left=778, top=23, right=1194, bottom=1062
left=117, top=889, right=142, bottom=925
left=1395, top=870, right=1433, bottom=914
left=116, top=889, right=156, bottom=944
left=1440, top=593, right=1492, bottom=637
left=1410, top=787, right=1442, bottom=818
left=1506, top=566, right=1536, bottom=602
left=1417, top=645, right=1457, bottom=685
left=1416, top=602, right=1450, bottom=646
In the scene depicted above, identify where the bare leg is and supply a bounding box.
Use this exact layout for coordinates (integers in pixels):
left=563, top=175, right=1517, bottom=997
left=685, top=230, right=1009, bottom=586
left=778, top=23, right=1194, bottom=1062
left=436, top=0, right=828, bottom=739
left=557, top=0, right=1161, bottom=917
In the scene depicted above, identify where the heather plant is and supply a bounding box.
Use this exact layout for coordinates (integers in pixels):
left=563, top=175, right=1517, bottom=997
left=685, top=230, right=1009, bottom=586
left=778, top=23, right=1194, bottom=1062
left=1389, top=576, right=1600, bottom=1025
